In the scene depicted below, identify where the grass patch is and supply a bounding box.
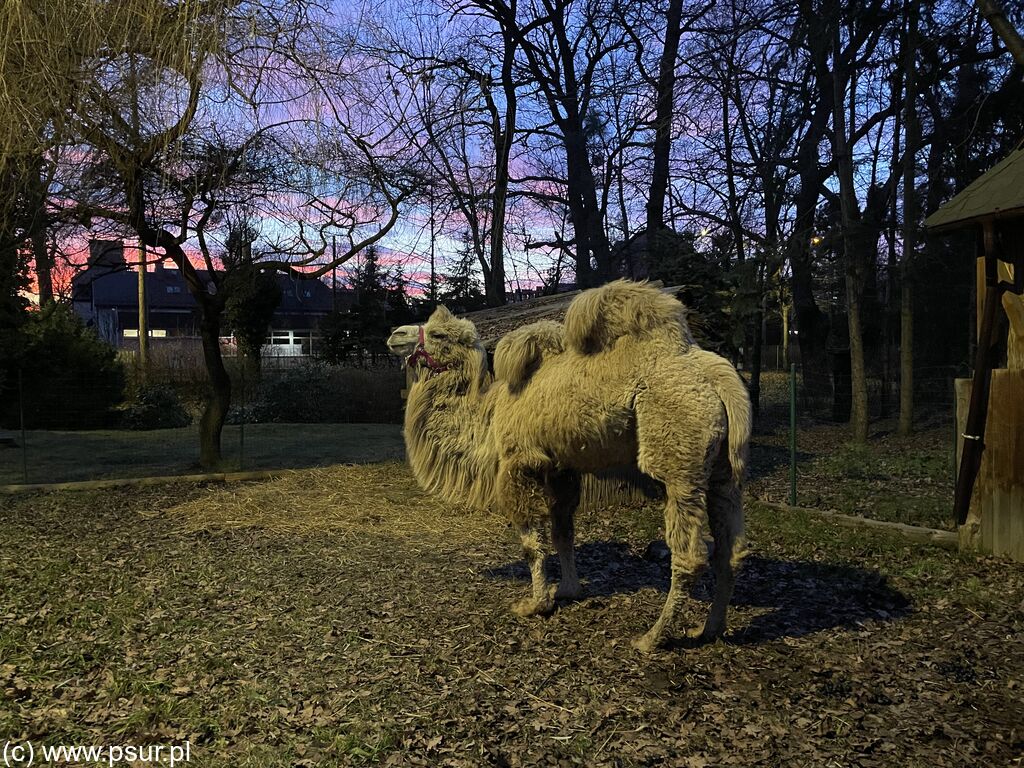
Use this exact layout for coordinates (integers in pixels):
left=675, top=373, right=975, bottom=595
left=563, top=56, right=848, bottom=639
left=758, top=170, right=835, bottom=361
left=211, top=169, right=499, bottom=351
left=0, top=423, right=404, bottom=485
left=749, top=416, right=957, bottom=529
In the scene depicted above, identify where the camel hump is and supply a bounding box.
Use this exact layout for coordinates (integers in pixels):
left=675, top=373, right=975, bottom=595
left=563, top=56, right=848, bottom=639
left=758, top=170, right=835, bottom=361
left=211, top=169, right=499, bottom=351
left=493, top=320, right=565, bottom=393
left=564, top=279, right=692, bottom=355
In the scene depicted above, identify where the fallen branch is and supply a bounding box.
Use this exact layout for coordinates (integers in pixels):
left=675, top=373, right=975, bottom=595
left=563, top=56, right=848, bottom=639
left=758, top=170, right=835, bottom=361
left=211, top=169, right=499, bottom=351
left=0, top=470, right=285, bottom=495
left=755, top=498, right=959, bottom=550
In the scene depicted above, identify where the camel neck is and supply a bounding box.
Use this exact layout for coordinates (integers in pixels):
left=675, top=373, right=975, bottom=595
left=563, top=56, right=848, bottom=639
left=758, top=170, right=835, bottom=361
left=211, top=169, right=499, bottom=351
left=404, top=371, right=498, bottom=511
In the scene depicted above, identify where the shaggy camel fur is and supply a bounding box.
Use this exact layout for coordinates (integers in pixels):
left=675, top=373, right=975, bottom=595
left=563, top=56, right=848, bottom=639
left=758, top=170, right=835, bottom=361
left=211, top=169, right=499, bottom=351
left=387, top=280, right=751, bottom=651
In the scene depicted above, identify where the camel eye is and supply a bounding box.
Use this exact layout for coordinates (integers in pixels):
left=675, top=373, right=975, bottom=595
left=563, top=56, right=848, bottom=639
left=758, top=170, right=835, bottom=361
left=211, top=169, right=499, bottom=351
left=428, top=330, right=447, bottom=340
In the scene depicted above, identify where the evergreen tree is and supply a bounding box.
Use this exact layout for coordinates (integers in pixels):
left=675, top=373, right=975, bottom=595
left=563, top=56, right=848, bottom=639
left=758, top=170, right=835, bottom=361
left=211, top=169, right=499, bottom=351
left=349, top=246, right=391, bottom=360
left=387, top=265, right=417, bottom=326
left=0, top=242, right=30, bottom=385
left=645, top=229, right=734, bottom=355
left=316, top=308, right=360, bottom=365
left=439, top=236, right=487, bottom=312
left=1, top=303, right=125, bottom=429
left=222, top=225, right=282, bottom=379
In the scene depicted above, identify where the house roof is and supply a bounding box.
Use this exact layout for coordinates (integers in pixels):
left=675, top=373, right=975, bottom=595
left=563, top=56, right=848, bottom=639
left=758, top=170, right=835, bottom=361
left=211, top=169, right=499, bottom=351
left=73, top=266, right=340, bottom=314
left=925, top=146, right=1024, bottom=231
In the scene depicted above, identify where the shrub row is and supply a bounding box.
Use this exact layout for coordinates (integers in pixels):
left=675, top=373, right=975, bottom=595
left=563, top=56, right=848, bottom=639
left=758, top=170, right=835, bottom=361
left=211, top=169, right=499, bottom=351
left=2, top=305, right=404, bottom=430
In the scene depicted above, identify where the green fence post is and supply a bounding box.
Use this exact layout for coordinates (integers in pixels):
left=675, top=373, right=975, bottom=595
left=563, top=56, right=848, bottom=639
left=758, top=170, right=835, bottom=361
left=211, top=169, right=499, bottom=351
left=239, top=367, right=246, bottom=472
left=789, top=362, right=797, bottom=507
left=18, top=368, right=28, bottom=484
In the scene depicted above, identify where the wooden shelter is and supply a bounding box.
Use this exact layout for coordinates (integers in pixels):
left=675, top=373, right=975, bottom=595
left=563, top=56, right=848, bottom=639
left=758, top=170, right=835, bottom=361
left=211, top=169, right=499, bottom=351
left=925, top=144, right=1024, bottom=562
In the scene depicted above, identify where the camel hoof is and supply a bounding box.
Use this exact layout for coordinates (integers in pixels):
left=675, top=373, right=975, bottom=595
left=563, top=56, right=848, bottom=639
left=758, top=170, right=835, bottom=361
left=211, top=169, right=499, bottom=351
left=631, top=632, right=661, bottom=653
left=554, top=583, right=581, bottom=601
left=512, top=596, right=555, bottom=617
left=699, top=621, right=726, bottom=642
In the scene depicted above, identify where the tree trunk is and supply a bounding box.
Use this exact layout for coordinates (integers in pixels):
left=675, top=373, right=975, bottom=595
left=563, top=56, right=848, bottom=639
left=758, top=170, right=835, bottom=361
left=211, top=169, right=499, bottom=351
left=790, top=0, right=837, bottom=405
left=646, top=0, right=683, bottom=235
left=137, top=244, right=149, bottom=381
left=486, top=28, right=517, bottom=308
left=899, top=282, right=914, bottom=435
left=830, top=23, right=869, bottom=442
left=898, top=0, right=920, bottom=437
left=523, top=3, right=611, bottom=287
left=563, top=125, right=610, bottom=286
left=975, top=0, right=1024, bottom=67
left=28, top=163, right=53, bottom=305
left=781, top=301, right=791, bottom=367
left=30, top=226, right=53, bottom=306
left=750, top=300, right=765, bottom=418
left=198, top=304, right=231, bottom=470
left=847, top=273, right=870, bottom=442
left=790, top=239, right=831, bottom=403
left=787, top=130, right=831, bottom=402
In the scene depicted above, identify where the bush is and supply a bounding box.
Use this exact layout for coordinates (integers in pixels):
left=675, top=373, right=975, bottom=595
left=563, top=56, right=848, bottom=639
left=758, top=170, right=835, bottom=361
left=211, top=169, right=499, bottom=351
left=227, top=362, right=404, bottom=424
left=0, top=303, right=126, bottom=429
left=120, top=383, right=192, bottom=430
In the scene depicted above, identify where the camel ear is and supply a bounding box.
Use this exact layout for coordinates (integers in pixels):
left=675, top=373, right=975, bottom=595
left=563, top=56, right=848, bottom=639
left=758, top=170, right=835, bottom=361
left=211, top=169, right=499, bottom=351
left=431, top=305, right=454, bottom=322
left=456, top=322, right=478, bottom=346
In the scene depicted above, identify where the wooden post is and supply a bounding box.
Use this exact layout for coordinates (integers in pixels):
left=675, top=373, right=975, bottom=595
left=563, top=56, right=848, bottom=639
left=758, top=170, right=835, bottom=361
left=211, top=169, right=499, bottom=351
left=954, top=221, right=1004, bottom=526
left=137, top=243, right=149, bottom=381
left=976, top=253, right=986, bottom=343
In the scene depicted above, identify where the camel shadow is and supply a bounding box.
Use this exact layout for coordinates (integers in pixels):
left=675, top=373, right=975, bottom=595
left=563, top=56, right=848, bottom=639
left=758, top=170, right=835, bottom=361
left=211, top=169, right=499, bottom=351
left=483, top=541, right=911, bottom=646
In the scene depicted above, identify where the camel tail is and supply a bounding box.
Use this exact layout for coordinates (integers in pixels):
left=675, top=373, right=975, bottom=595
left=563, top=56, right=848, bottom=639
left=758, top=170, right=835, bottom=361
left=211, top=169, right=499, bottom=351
left=700, top=351, right=752, bottom=485
left=564, top=280, right=693, bottom=355
left=493, top=321, right=564, bottom=393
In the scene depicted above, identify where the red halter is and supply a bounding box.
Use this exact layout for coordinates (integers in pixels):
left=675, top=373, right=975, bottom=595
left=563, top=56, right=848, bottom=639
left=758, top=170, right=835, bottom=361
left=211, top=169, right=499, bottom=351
left=406, top=326, right=450, bottom=376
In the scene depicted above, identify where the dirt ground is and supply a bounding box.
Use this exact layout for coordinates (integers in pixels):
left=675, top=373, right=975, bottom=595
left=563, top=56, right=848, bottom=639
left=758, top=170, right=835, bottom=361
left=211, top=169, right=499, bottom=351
left=1, top=464, right=1022, bottom=767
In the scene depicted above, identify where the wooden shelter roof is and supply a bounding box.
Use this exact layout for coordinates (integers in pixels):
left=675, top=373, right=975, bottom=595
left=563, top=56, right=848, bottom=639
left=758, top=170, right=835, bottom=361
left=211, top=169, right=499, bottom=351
left=925, top=146, right=1024, bottom=231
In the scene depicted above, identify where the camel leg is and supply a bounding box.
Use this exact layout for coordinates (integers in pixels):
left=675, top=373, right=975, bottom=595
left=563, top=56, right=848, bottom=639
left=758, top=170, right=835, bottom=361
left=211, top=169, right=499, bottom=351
left=632, top=483, right=707, bottom=652
left=702, top=459, right=744, bottom=641
left=512, top=523, right=558, bottom=616
left=499, top=463, right=558, bottom=617
left=550, top=471, right=581, bottom=600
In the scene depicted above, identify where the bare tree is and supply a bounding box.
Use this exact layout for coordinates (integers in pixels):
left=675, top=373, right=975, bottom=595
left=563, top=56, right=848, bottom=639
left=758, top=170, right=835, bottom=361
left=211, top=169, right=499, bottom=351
left=50, top=1, right=421, bottom=467
left=976, top=0, right=1024, bottom=66
left=898, top=0, right=920, bottom=437
left=454, top=0, right=627, bottom=286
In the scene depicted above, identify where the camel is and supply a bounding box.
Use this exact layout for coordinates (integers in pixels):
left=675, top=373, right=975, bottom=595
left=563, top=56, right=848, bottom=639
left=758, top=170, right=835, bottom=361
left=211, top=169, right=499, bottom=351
left=386, top=280, right=751, bottom=651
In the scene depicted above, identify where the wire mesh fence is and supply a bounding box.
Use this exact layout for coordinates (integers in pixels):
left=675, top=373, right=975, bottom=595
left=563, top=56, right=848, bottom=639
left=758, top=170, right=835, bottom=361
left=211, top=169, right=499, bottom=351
left=2, top=345, right=964, bottom=532
left=752, top=366, right=960, bottom=530
left=0, top=355, right=407, bottom=486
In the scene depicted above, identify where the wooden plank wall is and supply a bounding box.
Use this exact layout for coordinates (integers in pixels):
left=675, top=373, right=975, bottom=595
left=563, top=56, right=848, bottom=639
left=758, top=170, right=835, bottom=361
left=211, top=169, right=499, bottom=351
left=955, top=370, right=1024, bottom=562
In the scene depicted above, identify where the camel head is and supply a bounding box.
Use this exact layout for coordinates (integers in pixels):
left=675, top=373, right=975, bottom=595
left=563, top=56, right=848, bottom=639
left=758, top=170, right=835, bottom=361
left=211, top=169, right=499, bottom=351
left=387, top=306, right=487, bottom=385
left=386, top=324, right=421, bottom=358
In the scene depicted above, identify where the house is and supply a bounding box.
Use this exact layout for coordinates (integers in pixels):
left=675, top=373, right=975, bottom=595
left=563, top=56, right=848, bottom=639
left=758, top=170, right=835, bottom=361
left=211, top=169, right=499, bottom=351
left=71, top=240, right=351, bottom=356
